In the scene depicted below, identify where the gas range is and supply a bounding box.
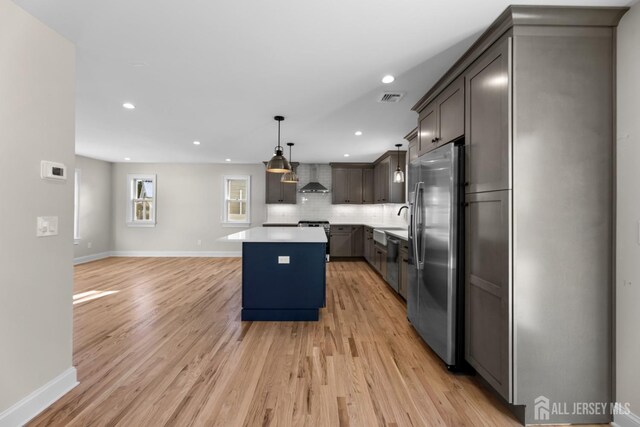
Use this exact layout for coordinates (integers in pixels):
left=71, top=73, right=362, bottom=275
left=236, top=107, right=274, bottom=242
left=298, top=220, right=330, bottom=261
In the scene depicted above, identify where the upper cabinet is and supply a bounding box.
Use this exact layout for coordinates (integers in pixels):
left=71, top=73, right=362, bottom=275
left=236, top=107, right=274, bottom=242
left=362, top=168, right=375, bottom=204
left=330, top=151, right=406, bottom=205
left=465, top=38, right=510, bottom=194
left=374, top=152, right=406, bottom=204
left=418, top=77, right=465, bottom=156
left=405, top=128, right=419, bottom=163
left=264, top=163, right=298, bottom=204
left=331, top=166, right=364, bottom=204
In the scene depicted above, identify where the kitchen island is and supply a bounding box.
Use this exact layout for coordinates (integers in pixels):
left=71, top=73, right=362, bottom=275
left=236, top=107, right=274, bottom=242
left=219, top=227, right=327, bottom=321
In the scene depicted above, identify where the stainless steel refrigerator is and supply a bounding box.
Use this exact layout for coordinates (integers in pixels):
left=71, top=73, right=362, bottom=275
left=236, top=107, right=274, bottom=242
left=408, top=142, right=464, bottom=369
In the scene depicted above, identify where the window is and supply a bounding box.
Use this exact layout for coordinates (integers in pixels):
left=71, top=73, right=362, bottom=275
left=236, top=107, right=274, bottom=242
left=223, top=175, right=250, bottom=225
left=74, top=169, right=80, bottom=241
left=127, top=174, right=156, bottom=226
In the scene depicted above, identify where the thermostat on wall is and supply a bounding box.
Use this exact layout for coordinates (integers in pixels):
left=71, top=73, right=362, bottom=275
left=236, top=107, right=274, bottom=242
left=41, top=161, right=67, bottom=181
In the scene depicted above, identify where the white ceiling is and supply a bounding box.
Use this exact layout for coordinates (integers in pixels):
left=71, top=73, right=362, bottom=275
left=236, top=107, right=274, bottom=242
left=13, top=0, right=631, bottom=164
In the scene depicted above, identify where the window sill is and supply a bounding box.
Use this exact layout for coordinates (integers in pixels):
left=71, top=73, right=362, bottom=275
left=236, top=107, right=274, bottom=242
left=222, top=222, right=252, bottom=228
left=126, top=222, right=157, bottom=228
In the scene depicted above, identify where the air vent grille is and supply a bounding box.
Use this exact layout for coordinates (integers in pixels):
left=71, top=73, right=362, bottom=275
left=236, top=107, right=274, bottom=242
left=377, top=92, right=405, bottom=103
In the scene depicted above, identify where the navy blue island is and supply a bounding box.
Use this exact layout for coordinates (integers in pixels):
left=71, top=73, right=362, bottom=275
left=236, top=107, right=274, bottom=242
left=220, top=227, right=327, bottom=321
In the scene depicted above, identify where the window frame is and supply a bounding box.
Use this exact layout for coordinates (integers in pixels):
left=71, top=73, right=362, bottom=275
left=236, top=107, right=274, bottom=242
left=74, top=168, right=81, bottom=243
left=126, top=173, right=157, bottom=227
left=222, top=175, right=251, bottom=226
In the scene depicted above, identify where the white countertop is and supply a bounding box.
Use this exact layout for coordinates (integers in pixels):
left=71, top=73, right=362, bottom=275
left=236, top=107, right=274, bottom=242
left=219, top=226, right=327, bottom=243
left=385, top=229, right=408, bottom=241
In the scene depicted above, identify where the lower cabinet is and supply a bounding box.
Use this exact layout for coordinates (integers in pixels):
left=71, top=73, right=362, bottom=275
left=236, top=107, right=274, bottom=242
left=398, top=242, right=409, bottom=300
left=373, top=242, right=387, bottom=280
left=465, top=190, right=511, bottom=400
left=364, top=227, right=374, bottom=263
left=330, top=225, right=364, bottom=258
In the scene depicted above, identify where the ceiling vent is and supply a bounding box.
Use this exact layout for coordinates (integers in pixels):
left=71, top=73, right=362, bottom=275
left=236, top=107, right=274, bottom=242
left=377, top=92, right=405, bottom=103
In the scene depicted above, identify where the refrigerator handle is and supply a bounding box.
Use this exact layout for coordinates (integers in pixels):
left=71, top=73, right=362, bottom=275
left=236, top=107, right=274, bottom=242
left=409, top=182, right=418, bottom=242
left=413, top=182, right=424, bottom=271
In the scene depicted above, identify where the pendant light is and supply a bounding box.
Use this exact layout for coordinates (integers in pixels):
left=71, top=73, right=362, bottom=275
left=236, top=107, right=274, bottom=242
left=393, top=143, right=405, bottom=183
left=266, top=116, right=291, bottom=173
left=281, top=143, right=299, bottom=183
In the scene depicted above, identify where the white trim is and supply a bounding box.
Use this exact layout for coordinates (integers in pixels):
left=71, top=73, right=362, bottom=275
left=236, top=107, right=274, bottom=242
left=73, top=169, right=81, bottom=240
left=74, top=251, right=112, bottom=265
left=614, top=409, right=640, bottom=427
left=74, top=251, right=242, bottom=263
left=126, top=173, right=157, bottom=226
left=222, top=175, right=251, bottom=225
left=111, top=250, right=241, bottom=257
left=0, top=367, right=77, bottom=427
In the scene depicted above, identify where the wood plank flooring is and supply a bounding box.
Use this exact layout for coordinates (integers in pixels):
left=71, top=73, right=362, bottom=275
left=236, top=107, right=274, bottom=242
left=27, top=257, right=553, bottom=426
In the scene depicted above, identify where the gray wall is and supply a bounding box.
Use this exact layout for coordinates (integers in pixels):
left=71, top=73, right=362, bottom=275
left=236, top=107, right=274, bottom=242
left=111, top=163, right=266, bottom=254
left=0, top=0, right=76, bottom=414
left=74, top=156, right=113, bottom=260
left=616, top=1, right=640, bottom=418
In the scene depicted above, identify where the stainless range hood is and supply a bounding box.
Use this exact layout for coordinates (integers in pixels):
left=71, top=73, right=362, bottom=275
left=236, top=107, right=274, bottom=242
left=299, top=165, right=329, bottom=193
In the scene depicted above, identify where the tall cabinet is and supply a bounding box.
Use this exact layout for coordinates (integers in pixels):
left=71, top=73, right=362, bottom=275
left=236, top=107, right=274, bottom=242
left=411, top=6, right=626, bottom=425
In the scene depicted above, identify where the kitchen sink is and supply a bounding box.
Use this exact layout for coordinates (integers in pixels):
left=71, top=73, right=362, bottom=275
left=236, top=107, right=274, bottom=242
left=373, top=229, right=388, bottom=246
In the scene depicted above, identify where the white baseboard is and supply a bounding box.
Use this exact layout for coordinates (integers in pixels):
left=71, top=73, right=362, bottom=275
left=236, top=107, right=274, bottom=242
left=614, top=409, right=640, bottom=427
left=73, top=251, right=112, bottom=265
left=0, top=367, right=77, bottom=427
left=74, top=251, right=242, bottom=263
left=110, top=250, right=242, bottom=258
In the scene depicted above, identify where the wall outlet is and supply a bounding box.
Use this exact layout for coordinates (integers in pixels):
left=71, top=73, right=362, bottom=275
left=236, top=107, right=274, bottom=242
left=87, top=241, right=92, bottom=249
left=197, top=239, right=202, bottom=246
left=37, top=216, right=59, bottom=237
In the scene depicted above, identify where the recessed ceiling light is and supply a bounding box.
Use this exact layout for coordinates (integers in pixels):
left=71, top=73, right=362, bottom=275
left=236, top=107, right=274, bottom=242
left=344, top=154, right=350, bottom=157
left=122, top=102, right=135, bottom=109
left=381, top=75, right=395, bottom=84
left=124, top=157, right=131, bottom=161
left=354, top=131, right=363, bottom=136
left=225, top=158, right=231, bottom=162
left=193, top=141, right=201, bottom=145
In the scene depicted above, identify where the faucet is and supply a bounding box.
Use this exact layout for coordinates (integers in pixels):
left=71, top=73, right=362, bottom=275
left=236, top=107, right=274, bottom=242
left=397, top=205, right=409, bottom=216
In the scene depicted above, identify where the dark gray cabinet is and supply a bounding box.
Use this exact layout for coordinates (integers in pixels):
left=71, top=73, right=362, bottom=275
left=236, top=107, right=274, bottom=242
left=373, top=243, right=387, bottom=279
left=362, top=168, right=374, bottom=204
left=330, top=225, right=363, bottom=258
left=332, top=167, right=363, bottom=204
left=265, top=164, right=298, bottom=204
left=437, top=77, right=465, bottom=146
left=364, top=227, right=374, bottom=263
left=406, top=128, right=418, bottom=163
left=351, top=226, right=364, bottom=257
left=330, top=226, right=352, bottom=257
left=374, top=153, right=405, bottom=204
left=465, top=38, right=510, bottom=194
left=418, top=103, right=437, bottom=156
left=398, top=242, right=409, bottom=300
left=418, top=77, right=464, bottom=156
left=465, top=190, right=511, bottom=400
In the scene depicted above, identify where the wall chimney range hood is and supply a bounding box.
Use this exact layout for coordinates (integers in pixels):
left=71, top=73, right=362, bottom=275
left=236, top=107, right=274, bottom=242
left=300, top=165, right=329, bottom=193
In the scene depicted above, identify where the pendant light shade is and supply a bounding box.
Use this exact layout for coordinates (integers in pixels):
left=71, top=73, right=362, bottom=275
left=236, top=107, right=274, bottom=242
left=393, top=143, right=405, bottom=183
left=281, top=143, right=299, bottom=183
left=267, top=116, right=292, bottom=173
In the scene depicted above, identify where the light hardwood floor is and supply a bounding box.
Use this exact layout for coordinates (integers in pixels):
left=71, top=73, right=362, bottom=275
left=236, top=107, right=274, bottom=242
left=28, top=257, right=584, bottom=426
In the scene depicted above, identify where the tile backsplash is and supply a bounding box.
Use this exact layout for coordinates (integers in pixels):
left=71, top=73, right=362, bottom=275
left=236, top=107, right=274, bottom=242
left=266, top=164, right=409, bottom=226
